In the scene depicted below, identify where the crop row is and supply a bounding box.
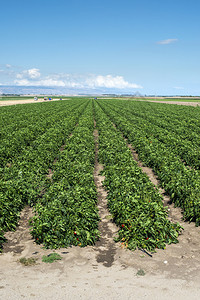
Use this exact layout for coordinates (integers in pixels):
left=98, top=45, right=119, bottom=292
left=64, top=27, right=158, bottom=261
left=108, top=100, right=200, bottom=143
left=103, top=100, right=200, bottom=169
left=97, top=100, right=200, bottom=226
left=30, top=101, right=99, bottom=248
left=0, top=97, right=74, bottom=131
left=0, top=100, right=84, bottom=168
left=0, top=100, right=88, bottom=251
left=94, top=101, right=181, bottom=251
left=115, top=100, right=200, bottom=137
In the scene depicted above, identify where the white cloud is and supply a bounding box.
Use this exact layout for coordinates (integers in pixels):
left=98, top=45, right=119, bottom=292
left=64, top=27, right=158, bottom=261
left=27, top=68, right=41, bottom=79
left=14, top=78, right=65, bottom=87
left=157, top=39, right=178, bottom=45
left=65, top=81, right=83, bottom=88
left=85, top=75, right=142, bottom=89
left=39, top=78, right=65, bottom=86
left=12, top=68, right=142, bottom=91
left=6, top=64, right=12, bottom=68
left=16, top=68, right=41, bottom=80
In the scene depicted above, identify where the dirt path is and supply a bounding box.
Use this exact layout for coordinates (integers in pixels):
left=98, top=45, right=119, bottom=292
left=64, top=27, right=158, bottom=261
left=93, top=120, right=119, bottom=267
left=148, top=100, right=200, bottom=106
left=0, top=98, right=64, bottom=107
left=126, top=142, right=175, bottom=207
left=0, top=99, right=44, bottom=106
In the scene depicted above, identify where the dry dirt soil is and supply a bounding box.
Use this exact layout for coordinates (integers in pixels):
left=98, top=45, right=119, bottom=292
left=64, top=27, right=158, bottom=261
left=148, top=100, right=200, bottom=106
left=0, top=98, right=64, bottom=107
left=0, top=100, right=200, bottom=299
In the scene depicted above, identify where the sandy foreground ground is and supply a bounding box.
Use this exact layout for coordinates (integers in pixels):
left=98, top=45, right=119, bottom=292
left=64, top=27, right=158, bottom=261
left=1, top=213, right=200, bottom=300
left=1, top=98, right=200, bottom=299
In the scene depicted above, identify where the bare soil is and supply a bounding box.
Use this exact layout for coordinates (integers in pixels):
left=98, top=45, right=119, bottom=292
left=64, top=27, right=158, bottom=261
left=93, top=121, right=119, bottom=267
left=0, top=98, right=64, bottom=107
left=148, top=100, right=200, bottom=106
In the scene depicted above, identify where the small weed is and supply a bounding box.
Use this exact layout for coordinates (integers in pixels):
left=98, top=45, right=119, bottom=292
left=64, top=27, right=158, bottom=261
left=136, top=269, right=145, bottom=276
left=19, top=257, right=37, bottom=266
left=42, top=253, right=62, bottom=263
left=105, top=215, right=113, bottom=220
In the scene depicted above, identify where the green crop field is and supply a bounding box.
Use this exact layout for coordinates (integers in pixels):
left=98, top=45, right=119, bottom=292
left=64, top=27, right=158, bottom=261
left=1, top=98, right=200, bottom=253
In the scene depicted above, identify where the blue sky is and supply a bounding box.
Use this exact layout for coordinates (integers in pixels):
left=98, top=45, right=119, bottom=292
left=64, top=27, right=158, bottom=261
left=0, top=0, right=200, bottom=95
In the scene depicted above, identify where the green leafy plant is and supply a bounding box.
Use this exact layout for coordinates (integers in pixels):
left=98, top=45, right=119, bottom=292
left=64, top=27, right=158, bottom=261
left=19, top=257, right=37, bottom=266
left=42, top=253, right=62, bottom=263
left=136, top=269, right=145, bottom=276
left=30, top=102, right=100, bottom=249
left=97, top=99, right=200, bottom=226
left=0, top=99, right=88, bottom=251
